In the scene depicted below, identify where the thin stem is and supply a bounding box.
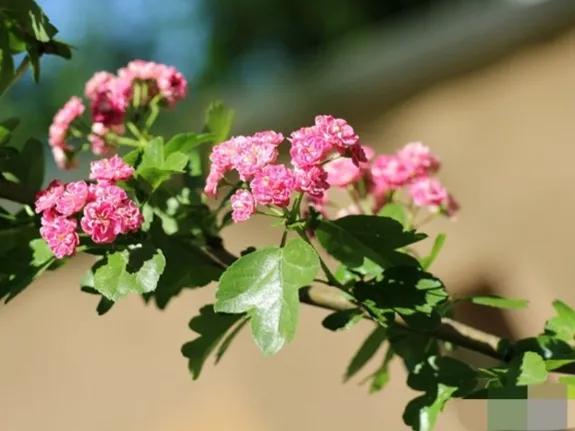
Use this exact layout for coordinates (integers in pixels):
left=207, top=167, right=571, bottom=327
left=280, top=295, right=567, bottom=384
left=295, top=227, right=342, bottom=288
left=279, top=230, right=288, bottom=247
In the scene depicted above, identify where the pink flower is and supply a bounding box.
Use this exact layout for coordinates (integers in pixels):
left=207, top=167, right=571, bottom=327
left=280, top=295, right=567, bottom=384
left=89, top=155, right=134, bottom=183
left=88, top=182, right=128, bottom=205
left=90, top=76, right=132, bottom=127
left=204, top=166, right=225, bottom=197
left=51, top=147, right=75, bottom=170
left=409, top=177, right=448, bottom=210
left=234, top=134, right=280, bottom=180
left=324, top=158, right=361, bottom=187
left=80, top=200, right=122, bottom=244
left=40, top=215, right=79, bottom=258
left=88, top=122, right=122, bottom=156
left=157, top=65, right=187, bottom=105
left=116, top=200, right=143, bottom=233
left=85, top=72, right=115, bottom=100
left=48, top=96, right=85, bottom=168
left=314, top=115, right=359, bottom=149
left=35, top=180, right=65, bottom=213
left=209, top=138, right=241, bottom=171
left=371, top=155, right=412, bottom=188
left=230, top=189, right=255, bottom=223
left=295, top=166, right=329, bottom=198
left=397, top=142, right=440, bottom=178
left=250, top=164, right=296, bottom=207
left=55, top=181, right=89, bottom=216
left=289, top=126, right=330, bottom=168
left=118, top=60, right=187, bottom=106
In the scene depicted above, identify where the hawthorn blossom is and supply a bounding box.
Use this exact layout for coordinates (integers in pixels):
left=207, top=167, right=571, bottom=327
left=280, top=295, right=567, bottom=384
left=39, top=215, right=79, bottom=258
left=48, top=96, right=85, bottom=169
left=118, top=60, right=187, bottom=105
left=397, top=142, right=440, bottom=178
left=35, top=180, right=65, bottom=213
left=294, top=166, right=329, bottom=198
left=204, top=131, right=284, bottom=195
left=230, top=189, right=256, bottom=223
left=250, top=164, right=296, bottom=207
left=289, top=126, right=330, bottom=169
left=80, top=200, right=122, bottom=243
left=370, top=155, right=413, bottom=188
left=88, top=182, right=128, bottom=205
left=55, top=181, right=89, bottom=216
left=89, top=75, right=132, bottom=127
left=233, top=133, right=281, bottom=180
left=409, top=177, right=449, bottom=210
left=89, top=154, right=134, bottom=182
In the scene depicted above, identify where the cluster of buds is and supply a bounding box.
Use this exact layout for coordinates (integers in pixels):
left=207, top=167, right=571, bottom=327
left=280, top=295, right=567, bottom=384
left=35, top=155, right=143, bottom=258
left=204, top=115, right=458, bottom=223
left=48, top=60, right=187, bottom=169
left=204, top=115, right=365, bottom=223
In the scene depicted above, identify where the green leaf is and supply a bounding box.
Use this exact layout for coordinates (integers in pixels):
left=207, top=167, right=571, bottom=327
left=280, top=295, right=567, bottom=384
left=205, top=101, right=234, bottom=144
left=92, top=245, right=166, bottom=301
left=513, top=335, right=573, bottom=359
left=165, top=132, right=214, bottom=156
left=322, top=309, right=363, bottom=331
left=137, top=137, right=188, bottom=190
left=0, top=236, right=54, bottom=302
left=403, top=384, right=457, bottom=431
left=316, top=215, right=425, bottom=276
left=545, top=300, right=575, bottom=342
left=378, top=203, right=407, bottom=226
left=466, top=295, right=529, bottom=310
left=0, top=20, right=15, bottom=96
left=214, top=237, right=319, bottom=355
left=181, top=305, right=242, bottom=379
left=150, top=233, right=223, bottom=309
left=421, top=234, right=446, bottom=270
left=369, top=346, right=394, bottom=393
left=354, top=267, right=448, bottom=330
left=508, top=352, right=548, bottom=386
left=345, top=326, right=387, bottom=381
left=0, top=117, right=20, bottom=145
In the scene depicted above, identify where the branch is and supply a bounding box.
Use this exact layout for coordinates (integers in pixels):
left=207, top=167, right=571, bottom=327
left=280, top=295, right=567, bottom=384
left=300, top=285, right=504, bottom=361
left=209, top=243, right=574, bottom=373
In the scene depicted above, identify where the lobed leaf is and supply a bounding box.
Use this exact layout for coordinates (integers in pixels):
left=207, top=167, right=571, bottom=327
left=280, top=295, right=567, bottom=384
left=215, top=237, right=319, bottom=355
left=92, top=245, right=166, bottom=302
left=181, top=305, right=243, bottom=379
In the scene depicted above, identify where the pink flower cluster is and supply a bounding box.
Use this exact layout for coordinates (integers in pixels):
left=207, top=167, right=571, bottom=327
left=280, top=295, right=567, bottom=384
left=204, top=115, right=364, bottom=223
left=35, top=155, right=143, bottom=258
left=322, top=141, right=458, bottom=217
left=48, top=60, right=187, bottom=168
left=369, top=142, right=457, bottom=215
left=48, top=96, right=85, bottom=169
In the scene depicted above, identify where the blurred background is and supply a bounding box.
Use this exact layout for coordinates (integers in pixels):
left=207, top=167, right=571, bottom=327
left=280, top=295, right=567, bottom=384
left=3, top=0, right=575, bottom=429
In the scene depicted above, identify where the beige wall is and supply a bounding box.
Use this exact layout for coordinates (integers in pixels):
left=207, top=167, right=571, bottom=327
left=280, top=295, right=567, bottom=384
left=3, top=27, right=575, bottom=431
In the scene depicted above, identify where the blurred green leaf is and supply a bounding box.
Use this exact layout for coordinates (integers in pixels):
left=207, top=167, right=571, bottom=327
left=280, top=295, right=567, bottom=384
left=181, top=305, right=242, bottom=379
left=508, top=352, right=548, bottom=386
left=345, top=326, right=387, bottom=381
left=403, top=383, right=457, bottom=431
left=205, top=101, right=234, bottom=144
left=421, top=233, right=446, bottom=270
left=322, top=309, right=363, bottom=331
left=466, top=295, right=529, bottom=310
left=378, top=203, right=406, bottom=226
left=545, top=300, right=575, bottom=343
